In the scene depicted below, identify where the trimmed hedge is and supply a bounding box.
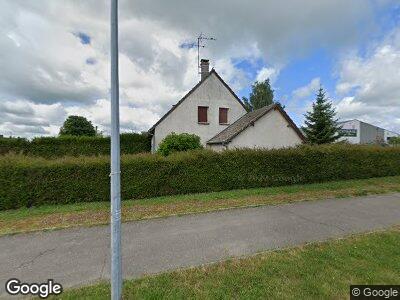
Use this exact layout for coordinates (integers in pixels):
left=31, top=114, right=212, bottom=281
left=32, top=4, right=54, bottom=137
left=0, top=133, right=151, bottom=157
left=1, top=144, right=400, bottom=210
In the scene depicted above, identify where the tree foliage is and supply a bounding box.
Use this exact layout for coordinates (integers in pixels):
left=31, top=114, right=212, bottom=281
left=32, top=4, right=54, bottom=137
left=242, top=79, right=274, bottom=112
left=59, top=115, right=96, bottom=137
left=302, top=87, right=342, bottom=144
left=389, top=137, right=400, bottom=145
left=157, top=132, right=203, bottom=156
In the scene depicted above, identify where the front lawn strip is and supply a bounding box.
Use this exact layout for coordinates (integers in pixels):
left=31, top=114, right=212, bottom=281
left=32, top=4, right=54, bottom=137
left=1, top=176, right=400, bottom=236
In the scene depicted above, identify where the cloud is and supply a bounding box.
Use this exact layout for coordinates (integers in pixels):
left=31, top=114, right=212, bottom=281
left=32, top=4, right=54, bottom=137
left=66, top=99, right=160, bottom=134
left=214, top=58, right=250, bottom=92
left=292, top=78, right=321, bottom=99
left=0, top=0, right=394, bottom=137
left=0, top=3, right=109, bottom=104
left=123, top=0, right=382, bottom=64
left=256, top=67, right=279, bottom=83
left=336, top=97, right=400, bottom=132
left=335, top=28, right=400, bottom=132
left=0, top=100, right=66, bottom=137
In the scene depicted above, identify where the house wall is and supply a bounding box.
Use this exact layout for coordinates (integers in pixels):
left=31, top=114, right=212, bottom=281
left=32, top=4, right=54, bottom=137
left=214, top=109, right=302, bottom=150
left=152, top=73, right=247, bottom=151
left=206, top=143, right=226, bottom=152
left=338, top=120, right=361, bottom=144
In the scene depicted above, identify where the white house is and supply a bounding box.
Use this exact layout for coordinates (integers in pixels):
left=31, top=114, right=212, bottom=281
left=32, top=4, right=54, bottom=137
left=338, top=119, right=399, bottom=144
left=148, top=59, right=305, bottom=152
left=207, top=104, right=305, bottom=151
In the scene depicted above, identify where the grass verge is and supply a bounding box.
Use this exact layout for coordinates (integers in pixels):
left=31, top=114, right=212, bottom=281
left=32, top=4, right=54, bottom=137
left=1, top=176, right=400, bottom=236
left=51, top=227, right=400, bottom=299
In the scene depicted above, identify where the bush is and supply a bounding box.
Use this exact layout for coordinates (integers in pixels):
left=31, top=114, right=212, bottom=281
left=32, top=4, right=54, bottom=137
left=157, top=133, right=203, bottom=156
left=389, top=137, right=400, bottom=145
left=1, top=144, right=400, bottom=210
left=0, top=133, right=151, bottom=158
left=0, top=137, right=29, bottom=155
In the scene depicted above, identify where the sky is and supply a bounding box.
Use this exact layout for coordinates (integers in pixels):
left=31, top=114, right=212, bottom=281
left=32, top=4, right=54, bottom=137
left=1, top=0, right=400, bottom=138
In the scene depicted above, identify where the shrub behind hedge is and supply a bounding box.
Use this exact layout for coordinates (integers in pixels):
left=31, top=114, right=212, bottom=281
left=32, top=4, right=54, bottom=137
left=1, top=144, right=400, bottom=210
left=157, top=132, right=203, bottom=156
left=0, top=133, right=151, bottom=157
left=0, top=137, right=29, bottom=155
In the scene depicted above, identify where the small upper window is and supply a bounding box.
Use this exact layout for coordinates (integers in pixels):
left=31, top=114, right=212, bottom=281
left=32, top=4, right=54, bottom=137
left=219, top=107, right=228, bottom=124
left=198, top=106, right=208, bottom=123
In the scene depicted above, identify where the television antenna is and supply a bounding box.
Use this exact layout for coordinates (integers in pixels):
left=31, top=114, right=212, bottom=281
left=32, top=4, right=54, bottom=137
left=197, top=33, right=216, bottom=74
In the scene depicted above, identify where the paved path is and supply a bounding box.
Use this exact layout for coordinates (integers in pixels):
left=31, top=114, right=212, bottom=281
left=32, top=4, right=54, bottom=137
left=1, top=193, right=400, bottom=297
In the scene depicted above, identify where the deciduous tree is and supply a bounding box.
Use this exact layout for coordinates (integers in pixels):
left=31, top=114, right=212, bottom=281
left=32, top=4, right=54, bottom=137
left=242, top=79, right=274, bottom=112
left=59, top=115, right=96, bottom=137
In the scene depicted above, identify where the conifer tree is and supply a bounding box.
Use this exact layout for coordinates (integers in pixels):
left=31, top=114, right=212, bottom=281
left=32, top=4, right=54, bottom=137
left=303, top=87, right=342, bottom=144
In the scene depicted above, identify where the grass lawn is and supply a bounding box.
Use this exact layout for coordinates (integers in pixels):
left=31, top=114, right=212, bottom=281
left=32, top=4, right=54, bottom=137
left=50, top=227, right=400, bottom=299
left=1, top=176, right=400, bottom=236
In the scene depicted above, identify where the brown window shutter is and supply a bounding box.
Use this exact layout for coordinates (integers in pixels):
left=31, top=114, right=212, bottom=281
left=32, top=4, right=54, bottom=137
left=198, top=106, right=208, bottom=123
left=219, top=108, right=228, bottom=124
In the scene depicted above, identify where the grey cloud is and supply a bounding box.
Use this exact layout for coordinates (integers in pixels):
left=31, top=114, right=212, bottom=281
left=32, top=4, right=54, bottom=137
left=0, top=101, right=34, bottom=116
left=0, top=0, right=396, bottom=137
left=0, top=124, right=48, bottom=136
left=0, top=113, right=49, bottom=127
left=0, top=36, right=105, bottom=104
left=121, top=0, right=383, bottom=64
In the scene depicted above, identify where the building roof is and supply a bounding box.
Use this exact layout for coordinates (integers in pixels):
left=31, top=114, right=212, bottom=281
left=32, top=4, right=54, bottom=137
left=148, top=69, right=246, bottom=134
left=207, top=103, right=306, bottom=145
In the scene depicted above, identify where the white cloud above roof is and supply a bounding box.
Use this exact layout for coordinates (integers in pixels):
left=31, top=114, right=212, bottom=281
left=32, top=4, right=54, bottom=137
left=292, top=78, right=321, bottom=99
left=335, top=28, right=400, bottom=132
left=0, top=0, right=395, bottom=137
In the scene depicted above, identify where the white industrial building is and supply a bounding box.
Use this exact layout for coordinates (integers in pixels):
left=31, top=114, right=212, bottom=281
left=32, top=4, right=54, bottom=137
left=338, top=119, right=399, bottom=144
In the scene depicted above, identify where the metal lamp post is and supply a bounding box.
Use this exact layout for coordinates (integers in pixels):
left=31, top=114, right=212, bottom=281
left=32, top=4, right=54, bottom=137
left=110, top=0, right=122, bottom=299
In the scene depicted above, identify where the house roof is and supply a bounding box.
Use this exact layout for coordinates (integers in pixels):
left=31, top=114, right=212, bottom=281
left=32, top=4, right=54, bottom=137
left=207, top=103, right=306, bottom=145
left=148, top=69, right=246, bottom=134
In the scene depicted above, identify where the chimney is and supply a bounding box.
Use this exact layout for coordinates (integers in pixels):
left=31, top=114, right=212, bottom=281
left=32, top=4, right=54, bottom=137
left=200, top=59, right=210, bottom=81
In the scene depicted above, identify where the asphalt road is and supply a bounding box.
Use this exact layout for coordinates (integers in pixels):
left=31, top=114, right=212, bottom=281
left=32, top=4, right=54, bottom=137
left=1, top=193, right=399, bottom=297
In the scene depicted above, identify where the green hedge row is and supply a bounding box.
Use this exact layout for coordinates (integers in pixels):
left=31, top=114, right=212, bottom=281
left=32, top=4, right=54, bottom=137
left=1, top=144, right=400, bottom=210
left=0, top=133, right=151, bottom=157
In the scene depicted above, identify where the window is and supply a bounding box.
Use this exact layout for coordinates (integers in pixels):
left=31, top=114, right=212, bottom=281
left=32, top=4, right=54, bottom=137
left=198, top=106, right=208, bottom=123
left=219, top=107, right=228, bottom=124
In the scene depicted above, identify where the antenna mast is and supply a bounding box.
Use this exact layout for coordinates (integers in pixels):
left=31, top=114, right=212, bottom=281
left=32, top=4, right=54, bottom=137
left=197, top=33, right=216, bottom=74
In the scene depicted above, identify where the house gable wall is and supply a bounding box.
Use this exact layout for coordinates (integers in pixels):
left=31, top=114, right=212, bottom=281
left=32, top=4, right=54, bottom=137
left=153, top=73, right=246, bottom=151
left=223, top=109, right=302, bottom=150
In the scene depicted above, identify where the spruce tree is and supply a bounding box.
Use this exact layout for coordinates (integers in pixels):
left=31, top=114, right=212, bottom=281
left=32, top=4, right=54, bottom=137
left=302, top=87, right=342, bottom=144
